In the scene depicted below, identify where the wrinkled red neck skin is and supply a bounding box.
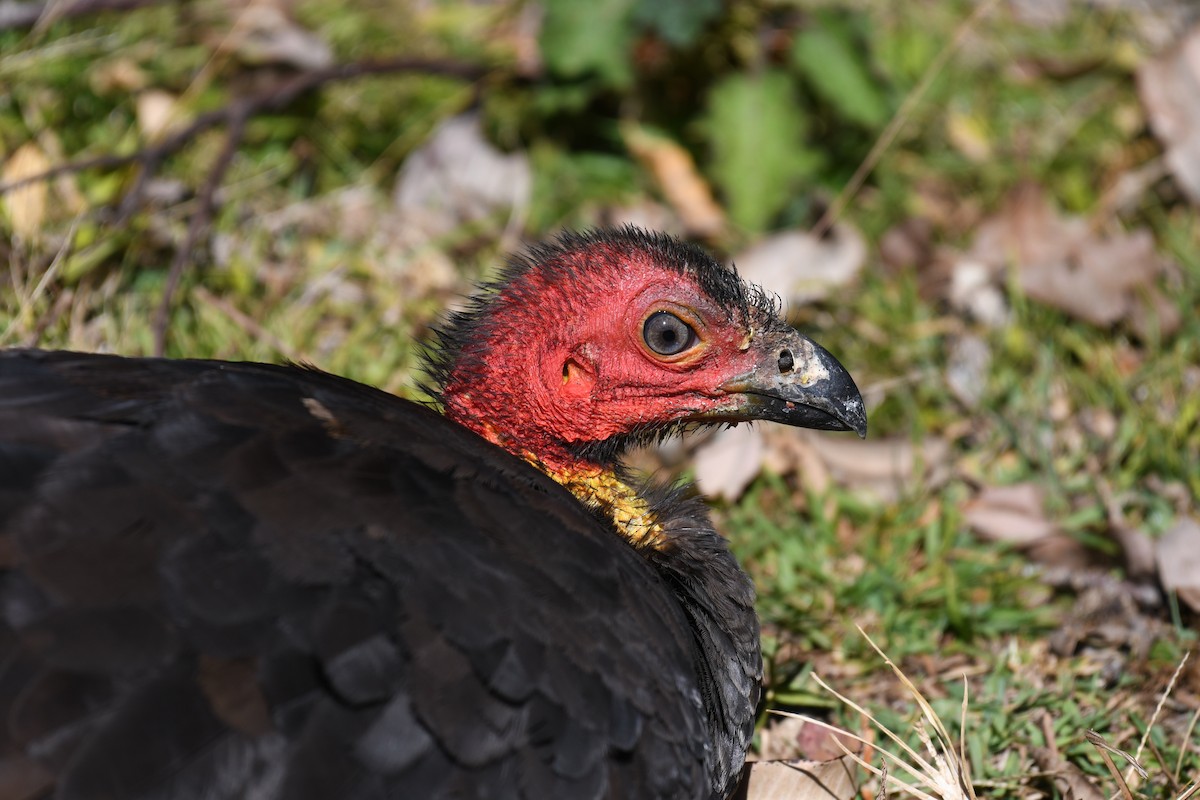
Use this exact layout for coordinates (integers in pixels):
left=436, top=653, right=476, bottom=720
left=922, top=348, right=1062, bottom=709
left=441, top=246, right=757, bottom=475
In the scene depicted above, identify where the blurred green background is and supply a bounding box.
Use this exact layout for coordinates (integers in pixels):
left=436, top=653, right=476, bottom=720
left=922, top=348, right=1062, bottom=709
left=2, top=0, right=1198, bottom=796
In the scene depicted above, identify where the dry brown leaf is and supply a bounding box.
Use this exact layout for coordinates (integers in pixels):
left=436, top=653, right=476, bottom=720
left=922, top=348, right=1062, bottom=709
left=953, top=183, right=1180, bottom=335
left=757, top=715, right=867, bottom=764
left=732, top=225, right=866, bottom=307
left=1030, top=746, right=1107, bottom=800
left=779, top=432, right=950, bottom=504
left=793, top=721, right=864, bottom=764
left=88, top=57, right=149, bottom=95
left=1155, top=518, right=1200, bottom=613
left=2, top=143, right=50, bottom=243
left=692, top=425, right=766, bottom=502
left=1024, top=535, right=1103, bottom=572
left=763, top=428, right=831, bottom=496
left=217, top=1, right=333, bottom=70
left=1137, top=24, right=1200, bottom=204
left=878, top=217, right=934, bottom=273
left=136, top=90, right=184, bottom=142
left=963, top=483, right=1058, bottom=546
left=738, top=757, right=858, bottom=800
left=623, top=125, right=725, bottom=237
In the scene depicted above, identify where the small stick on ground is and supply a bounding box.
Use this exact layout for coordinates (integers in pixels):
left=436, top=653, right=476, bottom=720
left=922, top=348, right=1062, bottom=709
left=151, top=107, right=247, bottom=356
left=0, top=57, right=490, bottom=201
left=0, top=55, right=492, bottom=354
left=191, top=285, right=304, bottom=364
left=0, top=0, right=169, bottom=32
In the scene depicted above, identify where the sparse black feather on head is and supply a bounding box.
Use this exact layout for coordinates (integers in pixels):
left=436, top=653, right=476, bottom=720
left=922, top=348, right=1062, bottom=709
left=421, top=226, right=780, bottom=405
left=0, top=223, right=868, bottom=800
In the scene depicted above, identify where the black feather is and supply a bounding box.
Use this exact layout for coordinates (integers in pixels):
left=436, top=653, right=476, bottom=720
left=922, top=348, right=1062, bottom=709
left=0, top=228, right=777, bottom=800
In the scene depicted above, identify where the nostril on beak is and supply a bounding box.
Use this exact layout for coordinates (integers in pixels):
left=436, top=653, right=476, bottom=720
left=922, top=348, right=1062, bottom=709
left=778, top=349, right=794, bottom=374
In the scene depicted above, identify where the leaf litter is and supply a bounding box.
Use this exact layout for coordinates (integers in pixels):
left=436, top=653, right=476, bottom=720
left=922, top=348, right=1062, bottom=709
left=949, top=182, right=1181, bottom=338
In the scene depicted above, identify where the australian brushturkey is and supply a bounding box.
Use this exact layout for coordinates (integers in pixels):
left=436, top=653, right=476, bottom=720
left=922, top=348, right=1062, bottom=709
left=0, top=227, right=866, bottom=800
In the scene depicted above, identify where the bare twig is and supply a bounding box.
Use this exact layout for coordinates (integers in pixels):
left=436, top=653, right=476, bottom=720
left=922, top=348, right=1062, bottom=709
left=151, top=107, right=247, bottom=356
left=0, top=56, right=491, bottom=199
left=191, top=286, right=304, bottom=363
left=812, top=0, right=1002, bottom=238
left=0, top=0, right=169, bottom=32
left=1178, top=704, right=1200, bottom=785
left=1086, top=729, right=1143, bottom=800
left=0, top=55, right=491, bottom=353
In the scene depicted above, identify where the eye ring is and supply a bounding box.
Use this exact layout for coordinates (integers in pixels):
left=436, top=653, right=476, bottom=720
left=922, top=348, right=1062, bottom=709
left=643, top=311, right=697, bottom=357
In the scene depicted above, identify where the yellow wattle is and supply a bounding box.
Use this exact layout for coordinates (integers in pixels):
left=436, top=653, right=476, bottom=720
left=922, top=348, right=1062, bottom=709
left=520, top=452, right=667, bottom=551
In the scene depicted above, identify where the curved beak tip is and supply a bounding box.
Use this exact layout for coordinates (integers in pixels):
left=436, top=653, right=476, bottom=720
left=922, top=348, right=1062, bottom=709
left=705, top=329, right=868, bottom=437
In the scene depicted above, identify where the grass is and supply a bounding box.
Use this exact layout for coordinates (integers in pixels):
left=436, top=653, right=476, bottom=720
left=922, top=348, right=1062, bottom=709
left=2, top=0, right=1199, bottom=796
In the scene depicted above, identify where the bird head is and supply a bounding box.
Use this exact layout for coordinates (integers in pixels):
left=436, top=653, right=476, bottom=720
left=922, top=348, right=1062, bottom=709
left=428, top=227, right=866, bottom=477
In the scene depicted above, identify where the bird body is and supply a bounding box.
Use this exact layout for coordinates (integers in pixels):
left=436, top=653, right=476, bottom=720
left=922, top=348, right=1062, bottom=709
left=0, top=228, right=865, bottom=799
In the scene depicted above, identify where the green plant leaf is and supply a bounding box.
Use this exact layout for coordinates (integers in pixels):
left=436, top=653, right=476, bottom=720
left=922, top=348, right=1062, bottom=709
left=632, top=0, right=721, bottom=47
left=792, top=24, right=888, bottom=128
left=540, top=0, right=637, bottom=87
left=703, top=70, right=820, bottom=232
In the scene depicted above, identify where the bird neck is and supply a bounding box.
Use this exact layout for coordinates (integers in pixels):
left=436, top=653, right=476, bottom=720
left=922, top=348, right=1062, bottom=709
left=517, top=451, right=668, bottom=551
left=447, top=404, right=665, bottom=549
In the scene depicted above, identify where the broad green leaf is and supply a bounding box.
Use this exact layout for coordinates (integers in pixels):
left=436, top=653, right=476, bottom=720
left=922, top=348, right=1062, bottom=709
left=540, top=0, right=637, bottom=87
left=792, top=25, right=888, bottom=128
left=703, top=70, right=820, bottom=233
left=632, top=0, right=721, bottom=47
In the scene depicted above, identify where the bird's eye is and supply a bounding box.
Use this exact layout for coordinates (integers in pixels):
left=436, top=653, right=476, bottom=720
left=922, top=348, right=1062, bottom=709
left=643, top=311, right=697, bottom=356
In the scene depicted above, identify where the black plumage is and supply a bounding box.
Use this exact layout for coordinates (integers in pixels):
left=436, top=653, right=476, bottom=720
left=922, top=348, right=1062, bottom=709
left=0, top=228, right=865, bottom=800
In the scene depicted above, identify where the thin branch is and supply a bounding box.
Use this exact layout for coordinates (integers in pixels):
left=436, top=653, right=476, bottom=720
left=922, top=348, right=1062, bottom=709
left=812, top=0, right=1002, bottom=238
left=0, top=0, right=169, bottom=32
left=0, top=55, right=491, bottom=353
left=151, top=107, right=247, bottom=356
left=191, top=285, right=304, bottom=363
left=0, top=56, right=491, bottom=198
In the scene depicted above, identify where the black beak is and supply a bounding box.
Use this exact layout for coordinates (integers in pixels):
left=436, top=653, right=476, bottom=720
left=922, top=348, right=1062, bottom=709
left=712, top=329, right=867, bottom=438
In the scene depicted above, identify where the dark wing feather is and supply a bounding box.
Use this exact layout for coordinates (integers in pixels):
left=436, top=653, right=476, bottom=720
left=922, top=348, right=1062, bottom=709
left=0, top=350, right=713, bottom=800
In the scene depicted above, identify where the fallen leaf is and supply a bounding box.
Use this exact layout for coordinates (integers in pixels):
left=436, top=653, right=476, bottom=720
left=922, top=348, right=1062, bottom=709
left=762, top=428, right=830, bottom=496
left=2, top=143, right=50, bottom=243
left=964, top=483, right=1105, bottom=570
left=88, top=57, right=148, bottom=94
left=1030, top=747, right=1107, bottom=800
left=945, top=110, right=993, bottom=162
left=136, top=90, right=184, bottom=141
left=964, top=483, right=1058, bottom=546
left=1020, top=226, right=1164, bottom=328
left=947, top=258, right=1009, bottom=327
left=774, top=432, right=950, bottom=504
left=623, top=125, right=726, bottom=237
left=1048, top=582, right=1159, bottom=660
left=1096, top=481, right=1158, bottom=580
left=218, top=1, right=334, bottom=70
left=945, top=334, right=992, bottom=408
left=394, top=112, right=532, bottom=237
left=952, top=183, right=1180, bottom=336
left=793, top=721, right=863, bottom=764
left=693, top=425, right=766, bottom=501
left=1155, top=518, right=1200, bottom=612
left=878, top=217, right=934, bottom=273
left=736, top=757, right=858, bottom=800
left=732, top=225, right=866, bottom=307
left=1137, top=24, right=1200, bottom=204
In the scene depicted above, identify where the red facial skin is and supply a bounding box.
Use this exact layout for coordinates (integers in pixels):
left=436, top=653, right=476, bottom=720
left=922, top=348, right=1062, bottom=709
left=441, top=247, right=764, bottom=475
